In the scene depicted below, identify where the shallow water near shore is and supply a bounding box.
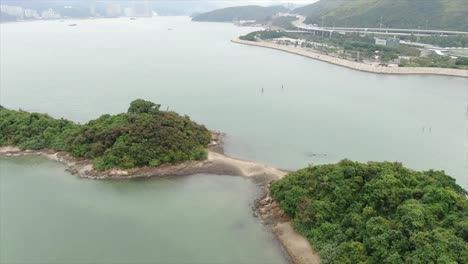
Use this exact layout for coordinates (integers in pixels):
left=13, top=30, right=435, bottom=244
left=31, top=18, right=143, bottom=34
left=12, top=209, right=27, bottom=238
left=0, top=16, right=467, bottom=263
left=0, top=156, right=288, bottom=263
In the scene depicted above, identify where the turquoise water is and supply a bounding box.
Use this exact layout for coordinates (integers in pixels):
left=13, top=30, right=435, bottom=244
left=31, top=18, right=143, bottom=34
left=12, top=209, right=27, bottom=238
left=0, top=16, right=467, bottom=263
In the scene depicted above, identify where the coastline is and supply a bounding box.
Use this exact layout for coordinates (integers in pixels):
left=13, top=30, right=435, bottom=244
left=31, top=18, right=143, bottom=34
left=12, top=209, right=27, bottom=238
left=0, top=141, right=319, bottom=264
left=0, top=146, right=287, bottom=181
left=255, top=189, right=321, bottom=264
left=232, top=38, right=468, bottom=78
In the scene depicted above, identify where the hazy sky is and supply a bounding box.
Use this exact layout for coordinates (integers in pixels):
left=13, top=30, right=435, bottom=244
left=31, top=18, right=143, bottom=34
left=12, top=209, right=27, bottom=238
left=0, top=0, right=321, bottom=15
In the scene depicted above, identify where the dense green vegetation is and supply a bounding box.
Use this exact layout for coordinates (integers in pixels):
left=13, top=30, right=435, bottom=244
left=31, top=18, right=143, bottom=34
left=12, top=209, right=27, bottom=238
left=0, top=99, right=211, bottom=170
left=400, top=55, right=468, bottom=70
left=192, top=5, right=287, bottom=22
left=416, top=35, right=468, bottom=48
left=270, top=160, right=468, bottom=264
left=271, top=16, right=297, bottom=30
left=295, top=0, right=468, bottom=31
left=240, top=30, right=288, bottom=41
left=240, top=30, right=420, bottom=63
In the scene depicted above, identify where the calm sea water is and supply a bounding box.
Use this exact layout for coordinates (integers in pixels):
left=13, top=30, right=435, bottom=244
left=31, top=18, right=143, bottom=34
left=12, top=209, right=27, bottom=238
left=0, top=16, right=467, bottom=263
left=0, top=156, right=287, bottom=264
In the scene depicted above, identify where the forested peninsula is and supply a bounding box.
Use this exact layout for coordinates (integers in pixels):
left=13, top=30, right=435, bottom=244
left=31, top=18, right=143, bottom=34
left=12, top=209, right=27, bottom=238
left=268, top=160, right=468, bottom=264
left=0, top=99, right=211, bottom=170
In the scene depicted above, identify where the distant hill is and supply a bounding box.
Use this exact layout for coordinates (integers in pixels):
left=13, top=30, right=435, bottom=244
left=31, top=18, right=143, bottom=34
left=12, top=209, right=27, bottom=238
left=295, top=0, right=468, bottom=31
left=192, top=5, right=288, bottom=22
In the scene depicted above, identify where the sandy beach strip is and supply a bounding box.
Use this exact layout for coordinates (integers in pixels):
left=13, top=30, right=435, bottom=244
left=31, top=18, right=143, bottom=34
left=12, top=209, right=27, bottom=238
left=256, top=192, right=321, bottom=264
left=0, top=146, right=288, bottom=180
left=232, top=38, right=468, bottom=78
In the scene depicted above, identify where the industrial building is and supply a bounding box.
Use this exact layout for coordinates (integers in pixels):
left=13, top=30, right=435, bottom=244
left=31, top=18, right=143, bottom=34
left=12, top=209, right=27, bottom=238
left=375, top=37, right=400, bottom=47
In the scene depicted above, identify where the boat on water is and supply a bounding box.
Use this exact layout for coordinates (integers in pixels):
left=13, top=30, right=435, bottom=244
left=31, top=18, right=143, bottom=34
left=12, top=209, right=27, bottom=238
left=68, top=23, right=77, bottom=27
left=130, top=17, right=137, bottom=20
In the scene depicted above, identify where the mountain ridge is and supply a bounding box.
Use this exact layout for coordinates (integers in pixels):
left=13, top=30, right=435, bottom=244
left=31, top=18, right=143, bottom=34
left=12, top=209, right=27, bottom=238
left=192, top=5, right=288, bottom=22
left=294, top=0, right=468, bottom=31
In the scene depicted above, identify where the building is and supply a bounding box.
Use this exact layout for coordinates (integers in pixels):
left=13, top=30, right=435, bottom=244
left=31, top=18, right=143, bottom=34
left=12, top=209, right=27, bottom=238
left=375, top=37, right=400, bottom=47
left=106, top=3, right=121, bottom=17
left=375, top=38, right=387, bottom=46
left=132, top=1, right=152, bottom=17
left=24, top=8, right=40, bottom=19
left=386, top=38, right=400, bottom=47
left=90, top=4, right=97, bottom=16
left=0, top=5, right=24, bottom=19
left=41, top=8, right=61, bottom=19
left=123, top=7, right=133, bottom=17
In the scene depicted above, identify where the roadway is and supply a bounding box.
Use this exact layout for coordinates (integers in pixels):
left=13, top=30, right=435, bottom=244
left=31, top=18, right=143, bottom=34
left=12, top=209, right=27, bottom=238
left=283, top=14, right=468, bottom=37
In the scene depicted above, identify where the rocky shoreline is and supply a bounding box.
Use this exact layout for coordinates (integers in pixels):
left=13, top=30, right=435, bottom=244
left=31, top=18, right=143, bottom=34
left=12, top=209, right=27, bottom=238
left=232, top=38, right=468, bottom=78
left=254, top=184, right=321, bottom=264
left=0, top=132, right=286, bottom=181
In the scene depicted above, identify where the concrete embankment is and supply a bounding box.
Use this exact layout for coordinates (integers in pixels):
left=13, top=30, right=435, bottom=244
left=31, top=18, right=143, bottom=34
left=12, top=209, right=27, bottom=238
left=232, top=38, right=468, bottom=78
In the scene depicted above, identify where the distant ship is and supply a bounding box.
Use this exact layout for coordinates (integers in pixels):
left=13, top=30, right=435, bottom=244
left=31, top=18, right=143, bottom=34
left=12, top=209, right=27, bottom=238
left=130, top=17, right=137, bottom=20
left=68, top=23, right=77, bottom=27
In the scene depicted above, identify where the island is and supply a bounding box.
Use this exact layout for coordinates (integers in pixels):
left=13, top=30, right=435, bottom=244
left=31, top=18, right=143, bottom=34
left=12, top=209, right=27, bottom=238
left=0, top=100, right=285, bottom=180
left=1, top=100, right=467, bottom=264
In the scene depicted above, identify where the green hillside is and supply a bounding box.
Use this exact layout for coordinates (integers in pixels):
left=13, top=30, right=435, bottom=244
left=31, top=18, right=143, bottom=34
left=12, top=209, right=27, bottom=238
left=270, top=160, right=468, bottom=264
left=192, top=5, right=287, bottom=22
left=0, top=99, right=211, bottom=170
left=295, top=0, right=468, bottom=31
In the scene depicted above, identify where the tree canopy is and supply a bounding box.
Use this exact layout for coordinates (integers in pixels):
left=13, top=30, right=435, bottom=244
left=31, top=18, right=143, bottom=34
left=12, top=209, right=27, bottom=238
left=270, top=160, right=468, bottom=264
left=295, top=0, right=468, bottom=32
left=192, top=5, right=287, bottom=22
left=0, top=100, right=211, bottom=170
left=127, top=99, right=161, bottom=114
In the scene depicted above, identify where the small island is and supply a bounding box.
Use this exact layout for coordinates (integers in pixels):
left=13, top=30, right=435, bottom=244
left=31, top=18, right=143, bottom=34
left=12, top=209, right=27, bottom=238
left=0, top=99, right=211, bottom=169
left=0, top=100, right=286, bottom=180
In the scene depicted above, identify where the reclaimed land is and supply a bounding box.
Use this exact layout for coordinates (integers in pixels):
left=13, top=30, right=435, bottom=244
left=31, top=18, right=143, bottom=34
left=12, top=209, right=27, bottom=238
left=232, top=38, right=468, bottom=78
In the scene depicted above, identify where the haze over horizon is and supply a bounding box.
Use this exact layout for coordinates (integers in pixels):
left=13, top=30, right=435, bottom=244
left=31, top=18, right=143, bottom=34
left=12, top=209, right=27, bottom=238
left=1, top=0, right=319, bottom=16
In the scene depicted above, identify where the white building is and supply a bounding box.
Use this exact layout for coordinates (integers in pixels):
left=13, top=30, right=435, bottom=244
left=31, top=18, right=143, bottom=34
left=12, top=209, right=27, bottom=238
left=24, top=8, right=40, bottom=19
left=41, top=8, right=61, bottom=19
left=133, top=1, right=152, bottom=17
left=375, top=37, right=400, bottom=47
left=375, top=38, right=387, bottom=46
left=123, top=7, right=134, bottom=17
left=0, top=5, right=24, bottom=19
left=106, top=3, right=121, bottom=17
